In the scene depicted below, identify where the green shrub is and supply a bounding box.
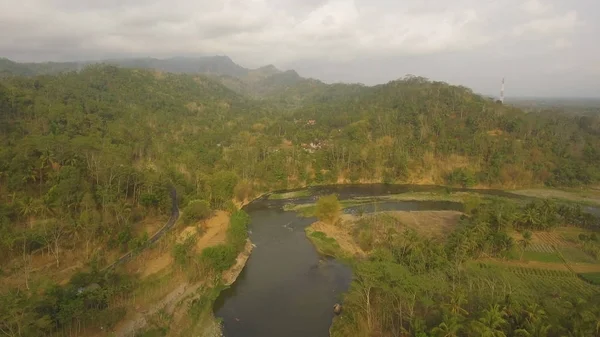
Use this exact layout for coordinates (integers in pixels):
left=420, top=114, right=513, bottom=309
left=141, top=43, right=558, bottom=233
left=173, top=235, right=196, bottom=266
left=200, top=244, right=237, bottom=272
left=357, top=230, right=373, bottom=251
left=234, top=181, right=254, bottom=202
left=446, top=168, right=477, bottom=188
left=227, top=210, right=250, bottom=250
left=315, top=194, right=341, bottom=224
left=221, top=200, right=238, bottom=213
left=183, top=199, right=211, bottom=224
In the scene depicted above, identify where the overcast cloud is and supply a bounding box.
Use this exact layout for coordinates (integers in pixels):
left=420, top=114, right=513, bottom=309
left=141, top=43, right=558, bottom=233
left=1, top=0, right=598, bottom=97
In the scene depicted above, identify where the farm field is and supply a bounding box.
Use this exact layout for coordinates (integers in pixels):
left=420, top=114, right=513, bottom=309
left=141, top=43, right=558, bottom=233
left=494, top=227, right=600, bottom=297
left=474, top=262, right=600, bottom=299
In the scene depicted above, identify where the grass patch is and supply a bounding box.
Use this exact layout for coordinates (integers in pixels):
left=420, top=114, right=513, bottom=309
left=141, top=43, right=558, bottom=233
left=521, top=251, right=564, bottom=263
left=305, top=229, right=342, bottom=257
left=269, top=190, right=311, bottom=200
left=285, top=199, right=375, bottom=217
left=381, top=191, right=467, bottom=202
left=509, top=188, right=600, bottom=206
left=579, top=272, right=600, bottom=285
left=284, top=203, right=317, bottom=217
left=559, top=246, right=597, bottom=264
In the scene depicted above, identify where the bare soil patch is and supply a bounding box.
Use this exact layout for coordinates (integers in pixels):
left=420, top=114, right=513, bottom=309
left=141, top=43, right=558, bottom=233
left=310, top=221, right=366, bottom=257
left=141, top=253, right=173, bottom=278
left=571, top=264, right=600, bottom=273
left=195, top=211, right=230, bottom=252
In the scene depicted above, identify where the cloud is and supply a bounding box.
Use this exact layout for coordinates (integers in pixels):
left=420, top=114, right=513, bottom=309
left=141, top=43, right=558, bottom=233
left=0, top=0, right=495, bottom=63
left=513, top=10, right=581, bottom=36
left=522, top=0, right=552, bottom=15
left=0, top=0, right=597, bottom=96
left=553, top=38, right=571, bottom=50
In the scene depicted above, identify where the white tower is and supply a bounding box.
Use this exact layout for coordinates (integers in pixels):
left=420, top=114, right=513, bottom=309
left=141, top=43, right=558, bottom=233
left=500, top=77, right=505, bottom=103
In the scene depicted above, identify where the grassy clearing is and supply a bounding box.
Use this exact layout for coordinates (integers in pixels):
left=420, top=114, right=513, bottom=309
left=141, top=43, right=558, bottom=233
left=474, top=263, right=599, bottom=298
left=559, top=246, right=597, bottom=264
left=268, top=189, right=311, bottom=200
left=305, top=228, right=343, bottom=258
left=285, top=199, right=374, bottom=217
left=521, top=251, right=564, bottom=263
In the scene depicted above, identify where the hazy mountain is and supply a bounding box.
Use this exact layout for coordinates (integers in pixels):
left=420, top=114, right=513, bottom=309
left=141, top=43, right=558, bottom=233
left=0, top=56, right=318, bottom=99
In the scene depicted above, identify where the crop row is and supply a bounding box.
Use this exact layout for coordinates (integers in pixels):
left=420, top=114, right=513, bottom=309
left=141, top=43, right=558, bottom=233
left=535, top=232, right=567, bottom=247
left=514, top=273, right=599, bottom=296
left=526, top=243, right=554, bottom=253
left=507, top=266, right=573, bottom=278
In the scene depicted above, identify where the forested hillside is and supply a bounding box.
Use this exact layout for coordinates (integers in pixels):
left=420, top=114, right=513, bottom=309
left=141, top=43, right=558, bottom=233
left=2, top=64, right=600, bottom=259
left=1, top=62, right=600, bottom=336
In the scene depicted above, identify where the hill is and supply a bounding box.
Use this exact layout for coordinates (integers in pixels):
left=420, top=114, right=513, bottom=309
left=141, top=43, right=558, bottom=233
left=0, top=56, right=324, bottom=100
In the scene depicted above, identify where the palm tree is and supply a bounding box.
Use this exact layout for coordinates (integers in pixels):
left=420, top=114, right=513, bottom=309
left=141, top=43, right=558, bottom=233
left=431, top=314, right=462, bottom=337
left=514, top=304, right=551, bottom=337
left=519, top=231, right=532, bottom=260
left=520, top=207, right=539, bottom=229
left=443, top=291, right=469, bottom=317
left=514, top=322, right=551, bottom=337
left=472, top=304, right=508, bottom=337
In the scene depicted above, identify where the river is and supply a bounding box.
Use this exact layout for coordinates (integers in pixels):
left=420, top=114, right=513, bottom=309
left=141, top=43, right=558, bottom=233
left=213, top=184, right=472, bottom=337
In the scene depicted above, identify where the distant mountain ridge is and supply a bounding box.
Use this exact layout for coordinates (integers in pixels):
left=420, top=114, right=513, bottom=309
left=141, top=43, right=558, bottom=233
left=0, top=56, right=318, bottom=99
left=1, top=55, right=268, bottom=77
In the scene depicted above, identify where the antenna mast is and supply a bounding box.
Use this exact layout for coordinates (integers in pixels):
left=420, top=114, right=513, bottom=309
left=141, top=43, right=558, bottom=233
left=500, top=77, right=505, bottom=103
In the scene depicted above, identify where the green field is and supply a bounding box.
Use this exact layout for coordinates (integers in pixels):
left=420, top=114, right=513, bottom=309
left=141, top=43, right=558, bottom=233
left=559, top=246, right=597, bottom=264
left=521, top=251, right=564, bottom=263
left=580, top=272, right=600, bottom=285
left=474, top=263, right=599, bottom=298
left=305, top=229, right=342, bottom=257
left=268, top=189, right=311, bottom=200
left=284, top=199, right=374, bottom=217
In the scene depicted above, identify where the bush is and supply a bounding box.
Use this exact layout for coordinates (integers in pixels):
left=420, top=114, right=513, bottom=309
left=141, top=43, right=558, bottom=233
left=446, top=168, right=477, bottom=188
left=227, top=210, right=250, bottom=250
left=200, top=244, right=238, bottom=272
left=357, top=230, right=373, bottom=251
left=140, top=193, right=160, bottom=207
left=221, top=200, right=238, bottom=213
left=315, top=194, right=342, bottom=225
left=234, top=181, right=254, bottom=202
left=183, top=199, right=211, bottom=224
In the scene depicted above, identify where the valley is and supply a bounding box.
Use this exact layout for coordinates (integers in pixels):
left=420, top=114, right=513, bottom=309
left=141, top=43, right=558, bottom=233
left=0, top=57, right=599, bottom=337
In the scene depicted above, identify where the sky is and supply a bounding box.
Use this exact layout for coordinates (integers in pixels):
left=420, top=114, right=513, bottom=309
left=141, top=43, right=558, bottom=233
left=1, top=0, right=599, bottom=97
